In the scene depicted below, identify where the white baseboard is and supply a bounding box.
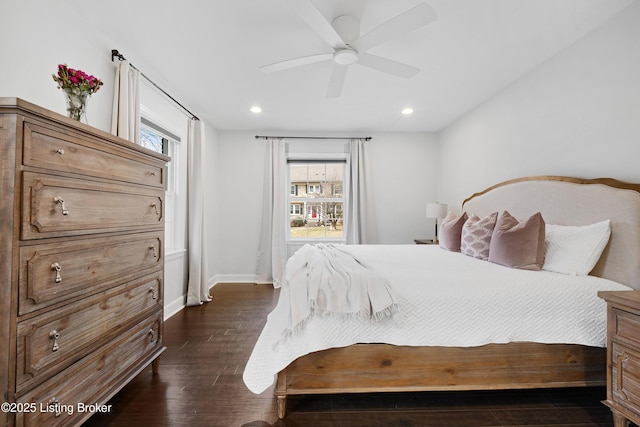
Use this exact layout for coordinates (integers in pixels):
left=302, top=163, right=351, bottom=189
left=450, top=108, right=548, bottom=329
left=164, top=295, right=186, bottom=320
left=210, top=274, right=261, bottom=285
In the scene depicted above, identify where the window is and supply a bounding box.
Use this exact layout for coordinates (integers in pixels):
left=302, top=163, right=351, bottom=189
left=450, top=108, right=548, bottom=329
left=306, top=184, right=322, bottom=194
left=290, top=204, right=302, bottom=215
left=140, top=127, right=169, bottom=190
left=139, top=118, right=180, bottom=252
left=288, top=161, right=346, bottom=240
left=140, top=128, right=168, bottom=155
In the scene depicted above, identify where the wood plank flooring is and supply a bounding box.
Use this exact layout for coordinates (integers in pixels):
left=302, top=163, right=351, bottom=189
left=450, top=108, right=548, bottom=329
left=83, top=283, right=624, bottom=427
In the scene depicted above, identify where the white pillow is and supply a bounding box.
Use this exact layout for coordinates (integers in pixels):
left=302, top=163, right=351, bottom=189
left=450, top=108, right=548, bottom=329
left=542, top=220, right=611, bottom=276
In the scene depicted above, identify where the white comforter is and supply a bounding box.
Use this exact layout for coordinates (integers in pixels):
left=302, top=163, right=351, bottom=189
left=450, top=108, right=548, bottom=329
left=243, top=244, right=632, bottom=394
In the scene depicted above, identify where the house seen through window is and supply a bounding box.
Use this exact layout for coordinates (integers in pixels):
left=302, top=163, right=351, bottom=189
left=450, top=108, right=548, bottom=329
left=288, top=162, right=345, bottom=240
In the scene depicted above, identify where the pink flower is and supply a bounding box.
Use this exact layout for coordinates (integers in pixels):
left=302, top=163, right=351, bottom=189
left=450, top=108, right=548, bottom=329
left=52, top=63, right=103, bottom=94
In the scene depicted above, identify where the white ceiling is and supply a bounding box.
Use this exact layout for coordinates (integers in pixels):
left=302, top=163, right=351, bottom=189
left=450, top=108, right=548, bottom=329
left=69, top=0, right=634, bottom=132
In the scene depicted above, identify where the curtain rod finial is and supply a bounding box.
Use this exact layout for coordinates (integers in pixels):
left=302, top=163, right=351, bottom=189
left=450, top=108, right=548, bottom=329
left=111, top=49, right=124, bottom=62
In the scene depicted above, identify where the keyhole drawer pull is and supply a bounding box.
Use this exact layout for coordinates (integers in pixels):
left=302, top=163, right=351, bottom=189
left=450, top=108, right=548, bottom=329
left=149, top=245, right=158, bottom=258
left=617, top=353, right=629, bottom=400
left=51, top=263, right=62, bottom=283
left=148, top=328, right=157, bottom=343
left=151, top=203, right=160, bottom=216
left=48, top=397, right=61, bottom=417
left=49, top=329, right=60, bottom=352
left=55, top=148, right=65, bottom=155
left=149, top=287, right=158, bottom=300
left=53, top=197, right=69, bottom=215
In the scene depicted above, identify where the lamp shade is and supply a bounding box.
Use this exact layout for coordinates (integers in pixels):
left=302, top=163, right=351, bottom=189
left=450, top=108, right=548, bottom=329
left=426, top=202, right=448, bottom=219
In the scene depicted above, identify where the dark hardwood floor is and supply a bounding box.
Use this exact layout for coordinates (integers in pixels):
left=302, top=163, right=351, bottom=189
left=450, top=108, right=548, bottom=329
left=83, top=283, right=621, bottom=427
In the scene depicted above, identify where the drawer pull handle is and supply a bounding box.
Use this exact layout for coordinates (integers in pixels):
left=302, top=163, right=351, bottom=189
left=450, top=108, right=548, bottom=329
left=49, top=329, right=60, bottom=352
left=617, top=353, right=629, bottom=400
left=149, top=245, right=158, bottom=258
left=55, top=148, right=65, bottom=155
left=149, top=171, right=157, bottom=176
left=151, top=202, right=160, bottom=216
left=149, top=287, right=158, bottom=300
left=48, top=397, right=61, bottom=417
left=51, top=262, right=62, bottom=283
left=149, top=328, right=157, bottom=343
left=53, top=197, right=69, bottom=215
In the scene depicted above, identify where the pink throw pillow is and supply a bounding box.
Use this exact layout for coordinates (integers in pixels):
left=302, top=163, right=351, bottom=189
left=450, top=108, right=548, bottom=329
left=439, top=212, right=468, bottom=252
left=488, top=211, right=546, bottom=270
left=461, top=212, right=498, bottom=260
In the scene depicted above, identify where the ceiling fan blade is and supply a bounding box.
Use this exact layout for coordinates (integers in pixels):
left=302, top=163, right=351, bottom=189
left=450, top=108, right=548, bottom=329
left=357, top=53, right=419, bottom=78
left=351, top=3, right=437, bottom=52
left=259, top=53, right=333, bottom=73
left=326, top=64, right=348, bottom=98
left=285, top=0, right=346, bottom=49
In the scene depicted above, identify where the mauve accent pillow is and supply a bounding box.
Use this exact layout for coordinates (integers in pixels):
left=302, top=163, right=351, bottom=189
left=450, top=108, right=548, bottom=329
left=461, top=212, right=498, bottom=260
left=439, top=212, right=468, bottom=252
left=489, top=211, right=546, bottom=270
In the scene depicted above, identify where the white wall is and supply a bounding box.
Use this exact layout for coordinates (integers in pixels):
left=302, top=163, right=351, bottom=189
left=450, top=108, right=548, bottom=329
left=0, top=1, right=216, bottom=318
left=0, top=1, right=114, bottom=133
left=437, top=1, right=640, bottom=210
left=367, top=132, right=440, bottom=244
left=211, top=131, right=439, bottom=282
left=211, top=131, right=264, bottom=283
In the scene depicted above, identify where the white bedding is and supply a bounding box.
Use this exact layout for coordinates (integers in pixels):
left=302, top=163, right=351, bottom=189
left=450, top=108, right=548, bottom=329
left=243, top=244, right=632, bottom=394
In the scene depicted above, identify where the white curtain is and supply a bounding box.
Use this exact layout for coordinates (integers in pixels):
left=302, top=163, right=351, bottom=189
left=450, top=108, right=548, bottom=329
left=110, top=60, right=140, bottom=144
left=186, top=119, right=211, bottom=306
left=346, top=138, right=378, bottom=244
left=255, top=138, right=288, bottom=288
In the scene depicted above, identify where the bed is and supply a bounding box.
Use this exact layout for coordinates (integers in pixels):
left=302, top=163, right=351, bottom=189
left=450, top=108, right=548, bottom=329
left=243, top=176, right=640, bottom=418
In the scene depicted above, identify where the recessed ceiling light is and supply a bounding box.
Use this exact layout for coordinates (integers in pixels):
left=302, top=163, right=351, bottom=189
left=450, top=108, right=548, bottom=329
left=402, top=107, right=414, bottom=115
left=250, top=106, right=262, bottom=114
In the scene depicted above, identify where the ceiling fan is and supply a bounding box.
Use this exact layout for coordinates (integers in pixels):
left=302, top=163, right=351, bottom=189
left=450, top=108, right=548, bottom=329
left=260, top=0, right=437, bottom=98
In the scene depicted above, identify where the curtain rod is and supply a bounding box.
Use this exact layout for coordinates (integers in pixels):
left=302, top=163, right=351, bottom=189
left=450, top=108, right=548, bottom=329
left=255, top=135, right=372, bottom=141
left=111, top=49, right=199, bottom=121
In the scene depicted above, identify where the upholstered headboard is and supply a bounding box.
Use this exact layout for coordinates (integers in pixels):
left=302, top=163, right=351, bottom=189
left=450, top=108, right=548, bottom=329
left=462, top=176, right=640, bottom=289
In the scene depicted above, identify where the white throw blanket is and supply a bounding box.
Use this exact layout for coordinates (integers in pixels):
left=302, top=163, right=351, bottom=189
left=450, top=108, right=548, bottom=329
left=282, top=244, right=399, bottom=340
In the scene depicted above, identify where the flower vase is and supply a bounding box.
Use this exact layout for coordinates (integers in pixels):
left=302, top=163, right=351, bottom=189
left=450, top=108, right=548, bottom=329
left=63, top=88, right=90, bottom=122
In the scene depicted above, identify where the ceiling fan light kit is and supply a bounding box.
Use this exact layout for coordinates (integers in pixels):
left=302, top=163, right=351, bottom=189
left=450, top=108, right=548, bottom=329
left=333, top=49, right=358, bottom=65
left=260, top=0, right=437, bottom=98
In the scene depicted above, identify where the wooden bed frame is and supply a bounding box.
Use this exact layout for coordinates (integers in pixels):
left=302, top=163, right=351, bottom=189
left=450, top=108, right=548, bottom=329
left=275, top=176, right=640, bottom=418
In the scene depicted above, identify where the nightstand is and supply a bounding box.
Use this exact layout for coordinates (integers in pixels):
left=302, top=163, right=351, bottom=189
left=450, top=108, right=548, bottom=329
left=414, top=239, right=437, bottom=244
left=598, top=290, right=640, bottom=427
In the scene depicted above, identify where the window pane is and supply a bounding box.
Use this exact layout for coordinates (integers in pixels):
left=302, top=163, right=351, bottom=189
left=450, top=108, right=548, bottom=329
left=289, top=160, right=345, bottom=240
left=140, top=128, right=165, bottom=153
left=289, top=202, right=344, bottom=239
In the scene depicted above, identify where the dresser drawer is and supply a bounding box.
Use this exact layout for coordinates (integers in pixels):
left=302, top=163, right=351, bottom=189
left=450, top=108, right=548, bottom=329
left=19, top=232, right=163, bottom=315
left=21, top=171, right=164, bottom=239
left=612, top=307, right=640, bottom=347
left=22, top=121, right=165, bottom=188
left=16, top=273, right=163, bottom=393
left=15, top=312, right=163, bottom=427
left=611, top=340, right=640, bottom=414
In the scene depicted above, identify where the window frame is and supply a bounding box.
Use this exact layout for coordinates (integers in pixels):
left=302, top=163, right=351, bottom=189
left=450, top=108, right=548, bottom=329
left=139, top=117, right=181, bottom=253
left=286, top=152, right=349, bottom=243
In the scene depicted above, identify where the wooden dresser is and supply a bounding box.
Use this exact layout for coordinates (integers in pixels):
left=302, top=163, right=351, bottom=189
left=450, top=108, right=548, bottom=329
left=0, top=98, right=169, bottom=426
left=598, top=290, right=640, bottom=427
